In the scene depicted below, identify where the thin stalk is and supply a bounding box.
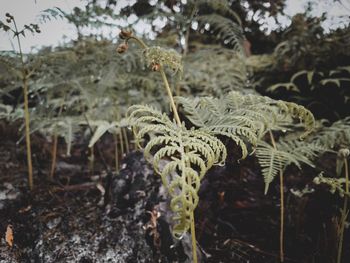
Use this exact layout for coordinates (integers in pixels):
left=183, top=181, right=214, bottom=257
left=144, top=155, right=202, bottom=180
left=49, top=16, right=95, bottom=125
left=122, top=128, right=130, bottom=154
left=190, top=206, right=198, bottom=263
left=183, top=148, right=198, bottom=263
left=183, top=4, right=197, bottom=57
left=279, top=169, right=285, bottom=262
left=177, top=3, right=196, bottom=101
left=337, top=157, right=349, bottom=263
left=269, top=131, right=284, bottom=262
left=126, top=36, right=147, bottom=49
left=49, top=103, right=64, bottom=179
left=13, top=18, right=33, bottom=190
left=89, top=146, right=94, bottom=176
left=118, top=130, right=125, bottom=158
left=159, top=68, right=181, bottom=126
left=49, top=134, right=58, bottom=179
left=114, top=134, right=119, bottom=171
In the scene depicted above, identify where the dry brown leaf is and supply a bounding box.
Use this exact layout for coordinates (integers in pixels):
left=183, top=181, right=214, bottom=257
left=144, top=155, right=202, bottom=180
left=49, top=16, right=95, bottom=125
left=5, top=224, right=14, bottom=247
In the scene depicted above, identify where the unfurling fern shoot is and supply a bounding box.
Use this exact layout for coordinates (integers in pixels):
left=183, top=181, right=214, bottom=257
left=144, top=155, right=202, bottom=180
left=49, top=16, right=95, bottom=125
left=118, top=30, right=225, bottom=263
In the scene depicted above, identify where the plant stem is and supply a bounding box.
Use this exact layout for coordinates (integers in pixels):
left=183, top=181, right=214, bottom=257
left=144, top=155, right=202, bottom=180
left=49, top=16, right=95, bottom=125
left=50, top=103, right=64, bottom=179
left=118, top=130, right=125, bottom=157
left=23, top=75, right=33, bottom=190
left=114, top=134, right=119, bottom=171
left=89, top=146, right=94, bottom=176
left=269, top=131, right=284, bottom=262
left=337, top=157, right=349, bottom=263
left=279, top=169, right=284, bottom=262
left=122, top=128, right=130, bottom=154
left=13, top=18, right=33, bottom=190
left=183, top=4, right=197, bottom=57
left=50, top=134, right=58, bottom=179
left=159, top=68, right=182, bottom=126
left=126, top=36, right=147, bottom=49
left=190, top=211, right=198, bottom=263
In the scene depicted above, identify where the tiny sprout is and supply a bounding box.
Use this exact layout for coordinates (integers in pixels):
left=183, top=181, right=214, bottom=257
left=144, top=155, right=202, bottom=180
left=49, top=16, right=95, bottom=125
left=5, top=13, right=12, bottom=18
left=6, top=18, right=11, bottom=23
left=119, top=29, right=132, bottom=39
left=116, top=43, right=128, bottom=54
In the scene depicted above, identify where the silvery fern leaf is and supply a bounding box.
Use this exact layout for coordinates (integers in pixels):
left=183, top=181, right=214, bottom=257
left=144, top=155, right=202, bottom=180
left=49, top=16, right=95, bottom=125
left=176, top=91, right=315, bottom=159
left=86, top=118, right=129, bottom=148
left=128, top=104, right=226, bottom=237
left=256, top=139, right=325, bottom=194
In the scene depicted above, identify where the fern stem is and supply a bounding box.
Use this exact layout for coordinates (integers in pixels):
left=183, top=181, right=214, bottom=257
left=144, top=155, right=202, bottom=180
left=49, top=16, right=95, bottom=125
left=190, top=211, right=198, bottom=263
left=183, top=4, right=197, bottom=57
left=89, top=146, right=95, bottom=176
left=23, top=75, right=33, bottom=190
left=185, top=154, right=198, bottom=263
left=118, top=129, right=125, bottom=157
left=13, top=18, right=33, bottom=190
left=337, top=157, right=349, bottom=263
left=49, top=103, right=64, bottom=179
left=114, top=134, right=119, bottom=171
left=159, top=68, right=182, bottom=127
left=279, top=169, right=285, bottom=262
left=122, top=128, right=130, bottom=154
left=269, top=131, right=284, bottom=262
left=50, top=134, right=58, bottom=179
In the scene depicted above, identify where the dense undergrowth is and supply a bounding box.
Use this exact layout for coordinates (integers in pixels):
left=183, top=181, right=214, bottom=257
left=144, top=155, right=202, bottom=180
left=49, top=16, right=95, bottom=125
left=0, top=0, right=350, bottom=262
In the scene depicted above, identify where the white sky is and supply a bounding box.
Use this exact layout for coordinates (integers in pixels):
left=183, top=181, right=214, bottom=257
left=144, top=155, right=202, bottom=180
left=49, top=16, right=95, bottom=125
left=0, top=0, right=349, bottom=52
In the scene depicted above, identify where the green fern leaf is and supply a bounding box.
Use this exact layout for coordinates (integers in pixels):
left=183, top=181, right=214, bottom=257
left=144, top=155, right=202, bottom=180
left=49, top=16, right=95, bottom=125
left=128, top=104, right=226, bottom=237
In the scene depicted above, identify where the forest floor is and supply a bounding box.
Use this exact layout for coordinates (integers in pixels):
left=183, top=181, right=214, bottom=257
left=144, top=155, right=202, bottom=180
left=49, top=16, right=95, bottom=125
left=0, top=125, right=349, bottom=263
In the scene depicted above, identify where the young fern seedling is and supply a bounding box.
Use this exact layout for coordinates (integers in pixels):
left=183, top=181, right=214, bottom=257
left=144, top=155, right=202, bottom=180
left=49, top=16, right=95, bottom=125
left=118, top=30, right=227, bottom=263
left=0, top=14, right=41, bottom=190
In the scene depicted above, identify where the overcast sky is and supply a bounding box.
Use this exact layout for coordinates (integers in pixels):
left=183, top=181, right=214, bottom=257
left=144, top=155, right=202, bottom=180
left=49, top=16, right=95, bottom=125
left=0, top=0, right=349, bottom=52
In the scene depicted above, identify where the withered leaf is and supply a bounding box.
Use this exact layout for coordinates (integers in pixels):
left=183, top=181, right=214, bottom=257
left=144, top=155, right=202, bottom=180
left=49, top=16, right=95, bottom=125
left=5, top=225, right=14, bottom=247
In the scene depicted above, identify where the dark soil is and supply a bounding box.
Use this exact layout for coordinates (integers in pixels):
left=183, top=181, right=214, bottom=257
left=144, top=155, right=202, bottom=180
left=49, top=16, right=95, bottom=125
left=0, top=128, right=349, bottom=263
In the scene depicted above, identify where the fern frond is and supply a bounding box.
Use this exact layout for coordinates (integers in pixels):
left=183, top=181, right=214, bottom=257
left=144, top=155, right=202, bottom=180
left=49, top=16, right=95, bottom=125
left=128, top=104, right=226, bottom=237
left=256, top=139, right=324, bottom=194
left=314, top=174, right=349, bottom=197
left=197, top=14, right=244, bottom=53
left=176, top=91, right=315, bottom=159
left=86, top=118, right=129, bottom=148
left=183, top=47, right=247, bottom=96
left=312, top=117, right=350, bottom=149
left=34, top=116, right=82, bottom=156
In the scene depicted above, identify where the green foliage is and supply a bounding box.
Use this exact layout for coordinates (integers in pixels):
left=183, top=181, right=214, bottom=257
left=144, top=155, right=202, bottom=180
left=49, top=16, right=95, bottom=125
left=177, top=91, right=315, bottom=158
left=265, top=67, right=350, bottom=120
left=197, top=14, right=244, bottom=52
left=314, top=173, right=349, bottom=197
left=1, top=3, right=350, bottom=255
left=256, top=139, right=324, bottom=194
left=182, top=46, right=247, bottom=96
left=312, top=117, right=350, bottom=149
left=128, top=104, right=226, bottom=237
